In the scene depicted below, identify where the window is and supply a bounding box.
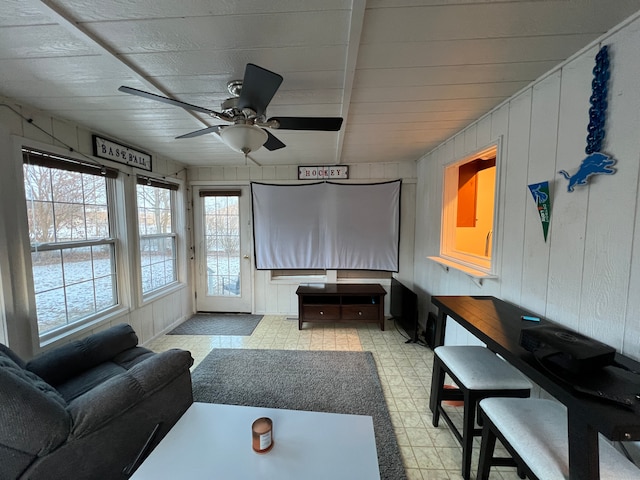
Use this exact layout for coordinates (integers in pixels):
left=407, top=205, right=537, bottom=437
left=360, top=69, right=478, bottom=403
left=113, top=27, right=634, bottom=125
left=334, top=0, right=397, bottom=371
left=441, top=143, right=498, bottom=273
left=337, top=270, right=392, bottom=280
left=201, top=191, right=240, bottom=296
left=136, top=177, right=178, bottom=295
left=23, top=148, right=119, bottom=337
left=270, top=269, right=391, bottom=282
left=271, top=269, right=326, bottom=279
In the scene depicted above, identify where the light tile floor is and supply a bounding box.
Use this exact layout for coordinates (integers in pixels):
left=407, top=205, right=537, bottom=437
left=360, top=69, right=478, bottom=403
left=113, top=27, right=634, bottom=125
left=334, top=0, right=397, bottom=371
left=147, top=315, right=522, bottom=480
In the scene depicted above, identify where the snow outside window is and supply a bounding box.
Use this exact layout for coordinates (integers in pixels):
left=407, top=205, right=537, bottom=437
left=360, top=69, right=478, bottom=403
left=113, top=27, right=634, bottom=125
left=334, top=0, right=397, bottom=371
left=23, top=148, right=118, bottom=338
left=136, top=179, right=177, bottom=296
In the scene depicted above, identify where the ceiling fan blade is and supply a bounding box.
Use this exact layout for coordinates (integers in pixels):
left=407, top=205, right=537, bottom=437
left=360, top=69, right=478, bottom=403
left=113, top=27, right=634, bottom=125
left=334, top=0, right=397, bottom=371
left=118, top=86, right=218, bottom=116
left=268, top=117, right=343, bottom=131
left=175, top=125, right=224, bottom=139
left=263, top=129, right=286, bottom=151
left=237, top=64, right=283, bottom=117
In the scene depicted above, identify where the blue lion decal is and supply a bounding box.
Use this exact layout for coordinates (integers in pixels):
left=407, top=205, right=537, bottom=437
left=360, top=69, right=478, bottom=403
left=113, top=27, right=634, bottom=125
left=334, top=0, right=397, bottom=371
left=558, top=152, right=616, bottom=192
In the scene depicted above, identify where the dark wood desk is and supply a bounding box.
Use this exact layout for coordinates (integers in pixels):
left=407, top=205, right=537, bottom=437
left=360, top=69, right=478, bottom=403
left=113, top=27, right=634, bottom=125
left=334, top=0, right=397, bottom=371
left=430, top=295, right=640, bottom=480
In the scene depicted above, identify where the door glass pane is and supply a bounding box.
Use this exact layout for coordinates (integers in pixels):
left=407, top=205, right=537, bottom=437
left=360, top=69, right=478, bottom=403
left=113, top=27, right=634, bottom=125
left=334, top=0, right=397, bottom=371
left=204, top=195, right=240, bottom=296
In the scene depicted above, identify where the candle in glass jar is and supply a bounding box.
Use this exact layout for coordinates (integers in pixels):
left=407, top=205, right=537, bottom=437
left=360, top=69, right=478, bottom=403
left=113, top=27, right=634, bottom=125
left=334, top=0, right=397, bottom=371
left=252, top=417, right=273, bottom=453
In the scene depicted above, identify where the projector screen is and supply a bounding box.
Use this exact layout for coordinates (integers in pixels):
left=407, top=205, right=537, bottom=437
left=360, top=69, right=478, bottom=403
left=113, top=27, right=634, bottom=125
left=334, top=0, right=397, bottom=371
left=251, top=180, right=401, bottom=271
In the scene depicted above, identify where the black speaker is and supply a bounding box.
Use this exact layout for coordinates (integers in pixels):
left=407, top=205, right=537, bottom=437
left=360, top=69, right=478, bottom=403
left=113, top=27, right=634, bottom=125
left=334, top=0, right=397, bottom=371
left=423, top=312, right=437, bottom=349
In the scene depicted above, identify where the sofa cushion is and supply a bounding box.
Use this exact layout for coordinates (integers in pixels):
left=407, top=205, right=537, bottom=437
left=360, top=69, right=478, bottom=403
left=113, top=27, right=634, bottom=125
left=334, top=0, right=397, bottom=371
left=56, top=361, right=127, bottom=402
left=0, top=349, right=66, bottom=408
left=56, top=346, right=156, bottom=402
left=67, top=349, right=194, bottom=439
left=1, top=324, right=193, bottom=480
left=0, top=343, right=26, bottom=368
left=113, top=345, right=155, bottom=368
left=26, top=323, right=139, bottom=386
left=1, top=350, right=70, bottom=458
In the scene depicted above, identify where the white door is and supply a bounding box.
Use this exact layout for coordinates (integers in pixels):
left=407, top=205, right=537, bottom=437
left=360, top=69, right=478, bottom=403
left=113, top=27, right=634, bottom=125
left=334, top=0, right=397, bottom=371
left=193, top=186, right=252, bottom=312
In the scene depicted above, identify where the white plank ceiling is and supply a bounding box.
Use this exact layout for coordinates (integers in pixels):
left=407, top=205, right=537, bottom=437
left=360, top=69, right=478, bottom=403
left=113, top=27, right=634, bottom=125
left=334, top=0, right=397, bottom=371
left=1, top=0, right=639, bottom=167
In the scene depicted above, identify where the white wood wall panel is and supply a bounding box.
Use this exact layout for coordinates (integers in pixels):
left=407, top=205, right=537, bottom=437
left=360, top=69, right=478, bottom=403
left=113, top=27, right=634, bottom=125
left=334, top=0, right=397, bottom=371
left=416, top=16, right=640, bottom=361
left=276, top=285, right=296, bottom=317
left=499, top=90, right=533, bottom=305
left=464, top=124, right=478, bottom=154
left=620, top=26, right=640, bottom=360
left=476, top=116, right=492, bottom=147
left=247, top=180, right=416, bottom=317
left=581, top=23, right=640, bottom=347
left=520, top=72, right=561, bottom=312
left=545, top=49, right=595, bottom=331
left=0, top=99, right=190, bottom=355
left=489, top=104, right=510, bottom=301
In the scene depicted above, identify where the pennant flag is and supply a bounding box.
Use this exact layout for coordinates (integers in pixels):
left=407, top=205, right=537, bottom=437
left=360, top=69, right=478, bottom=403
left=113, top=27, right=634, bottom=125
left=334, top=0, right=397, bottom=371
left=528, top=181, right=551, bottom=242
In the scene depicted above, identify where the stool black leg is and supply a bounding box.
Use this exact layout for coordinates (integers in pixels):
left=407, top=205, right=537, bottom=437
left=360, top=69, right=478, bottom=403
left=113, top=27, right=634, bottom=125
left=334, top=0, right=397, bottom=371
left=461, top=391, right=477, bottom=480
left=477, top=420, right=496, bottom=480
left=430, top=358, right=445, bottom=427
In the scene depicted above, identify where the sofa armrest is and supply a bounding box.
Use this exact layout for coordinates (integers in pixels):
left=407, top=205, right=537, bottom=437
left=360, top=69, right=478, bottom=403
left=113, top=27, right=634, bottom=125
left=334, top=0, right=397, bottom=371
left=26, top=324, right=139, bottom=385
left=67, top=349, right=193, bottom=438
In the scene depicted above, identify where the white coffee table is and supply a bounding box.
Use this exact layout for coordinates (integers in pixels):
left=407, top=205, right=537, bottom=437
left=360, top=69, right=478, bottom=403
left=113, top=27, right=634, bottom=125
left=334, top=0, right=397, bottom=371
left=131, top=402, right=381, bottom=479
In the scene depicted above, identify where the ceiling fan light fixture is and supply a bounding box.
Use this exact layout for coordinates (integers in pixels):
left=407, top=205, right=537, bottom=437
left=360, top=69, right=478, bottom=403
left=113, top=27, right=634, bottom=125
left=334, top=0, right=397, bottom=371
left=220, top=124, right=268, bottom=155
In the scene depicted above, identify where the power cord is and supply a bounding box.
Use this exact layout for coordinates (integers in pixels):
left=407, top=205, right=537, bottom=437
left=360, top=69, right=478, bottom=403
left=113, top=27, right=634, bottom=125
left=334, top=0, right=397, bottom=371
left=390, top=317, right=429, bottom=347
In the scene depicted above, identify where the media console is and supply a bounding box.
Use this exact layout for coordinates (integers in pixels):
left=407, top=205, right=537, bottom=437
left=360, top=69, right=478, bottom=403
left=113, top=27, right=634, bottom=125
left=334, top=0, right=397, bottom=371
left=296, top=283, right=386, bottom=331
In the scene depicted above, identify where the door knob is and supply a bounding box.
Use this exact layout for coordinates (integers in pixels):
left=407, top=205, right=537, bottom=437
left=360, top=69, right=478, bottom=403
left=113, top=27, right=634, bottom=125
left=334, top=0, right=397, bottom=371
left=243, top=255, right=250, bottom=259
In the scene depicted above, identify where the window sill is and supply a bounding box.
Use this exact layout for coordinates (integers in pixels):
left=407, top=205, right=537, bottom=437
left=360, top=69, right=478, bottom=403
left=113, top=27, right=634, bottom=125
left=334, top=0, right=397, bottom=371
left=427, top=256, right=498, bottom=286
left=270, top=275, right=328, bottom=285
left=39, top=306, right=129, bottom=350
left=140, top=282, right=186, bottom=305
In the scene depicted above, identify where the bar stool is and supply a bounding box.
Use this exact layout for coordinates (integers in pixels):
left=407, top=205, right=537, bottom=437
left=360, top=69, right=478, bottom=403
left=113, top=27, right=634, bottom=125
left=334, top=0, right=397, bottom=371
left=430, top=345, right=531, bottom=480
left=477, top=397, right=640, bottom=480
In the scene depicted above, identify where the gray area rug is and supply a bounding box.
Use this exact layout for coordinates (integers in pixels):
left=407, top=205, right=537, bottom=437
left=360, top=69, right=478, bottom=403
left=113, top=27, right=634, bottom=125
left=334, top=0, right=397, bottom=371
left=191, top=349, right=406, bottom=480
left=168, top=313, right=263, bottom=335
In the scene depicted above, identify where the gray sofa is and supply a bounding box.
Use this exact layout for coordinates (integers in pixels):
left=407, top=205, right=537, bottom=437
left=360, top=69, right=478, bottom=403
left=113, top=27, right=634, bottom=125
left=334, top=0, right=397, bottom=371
left=0, top=323, right=194, bottom=479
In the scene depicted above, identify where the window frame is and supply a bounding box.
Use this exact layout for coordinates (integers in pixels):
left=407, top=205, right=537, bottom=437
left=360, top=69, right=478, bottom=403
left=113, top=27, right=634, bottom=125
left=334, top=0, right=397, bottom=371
left=439, top=141, right=501, bottom=275
left=269, top=269, right=392, bottom=285
left=136, top=176, right=179, bottom=298
left=22, top=148, right=121, bottom=341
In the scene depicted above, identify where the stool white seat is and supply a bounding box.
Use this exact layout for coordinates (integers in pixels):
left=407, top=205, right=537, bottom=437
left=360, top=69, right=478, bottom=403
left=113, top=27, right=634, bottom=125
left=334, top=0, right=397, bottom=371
left=430, top=346, right=531, bottom=480
left=435, top=346, right=532, bottom=390
left=478, top=397, right=640, bottom=480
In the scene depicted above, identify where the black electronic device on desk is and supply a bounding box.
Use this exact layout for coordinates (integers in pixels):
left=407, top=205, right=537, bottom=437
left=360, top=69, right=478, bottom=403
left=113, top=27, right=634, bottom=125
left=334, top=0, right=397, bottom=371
left=520, top=324, right=616, bottom=375
left=520, top=324, right=640, bottom=409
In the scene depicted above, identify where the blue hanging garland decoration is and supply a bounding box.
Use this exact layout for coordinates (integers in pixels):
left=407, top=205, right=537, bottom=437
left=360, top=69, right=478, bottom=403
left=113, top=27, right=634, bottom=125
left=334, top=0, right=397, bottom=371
left=558, top=45, right=616, bottom=192
left=586, top=46, right=610, bottom=154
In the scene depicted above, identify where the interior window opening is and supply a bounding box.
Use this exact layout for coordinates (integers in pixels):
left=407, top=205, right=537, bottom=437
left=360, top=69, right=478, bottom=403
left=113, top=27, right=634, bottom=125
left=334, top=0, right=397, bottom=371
left=441, top=143, right=498, bottom=272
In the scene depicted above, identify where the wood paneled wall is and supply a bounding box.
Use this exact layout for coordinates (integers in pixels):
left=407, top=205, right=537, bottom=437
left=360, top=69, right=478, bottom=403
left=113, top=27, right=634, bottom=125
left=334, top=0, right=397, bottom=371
left=0, top=99, right=191, bottom=356
left=415, top=15, right=640, bottom=360
left=190, top=163, right=418, bottom=317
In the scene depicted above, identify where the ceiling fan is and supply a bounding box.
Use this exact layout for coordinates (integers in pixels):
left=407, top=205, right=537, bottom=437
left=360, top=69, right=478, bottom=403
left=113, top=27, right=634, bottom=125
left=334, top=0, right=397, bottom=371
left=118, top=63, right=343, bottom=156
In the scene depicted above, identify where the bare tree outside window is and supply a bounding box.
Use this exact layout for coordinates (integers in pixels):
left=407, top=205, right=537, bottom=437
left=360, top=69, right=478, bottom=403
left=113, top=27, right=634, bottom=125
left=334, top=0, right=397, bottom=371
left=204, top=195, right=240, bottom=296
left=137, top=182, right=177, bottom=294
left=23, top=155, right=117, bottom=337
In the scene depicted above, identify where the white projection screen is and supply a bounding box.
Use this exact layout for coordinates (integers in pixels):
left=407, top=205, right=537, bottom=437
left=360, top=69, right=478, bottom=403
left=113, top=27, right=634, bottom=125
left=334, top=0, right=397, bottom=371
left=251, top=180, right=401, bottom=271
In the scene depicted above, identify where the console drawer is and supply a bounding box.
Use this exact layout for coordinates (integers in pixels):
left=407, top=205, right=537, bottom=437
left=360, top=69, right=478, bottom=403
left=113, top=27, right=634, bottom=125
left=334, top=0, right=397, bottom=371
left=303, top=305, right=341, bottom=321
left=341, top=305, right=379, bottom=321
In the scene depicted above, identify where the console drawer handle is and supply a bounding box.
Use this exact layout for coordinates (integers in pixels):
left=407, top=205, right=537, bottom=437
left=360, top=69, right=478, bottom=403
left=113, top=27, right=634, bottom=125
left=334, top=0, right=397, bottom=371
left=320, top=311, right=324, bottom=315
